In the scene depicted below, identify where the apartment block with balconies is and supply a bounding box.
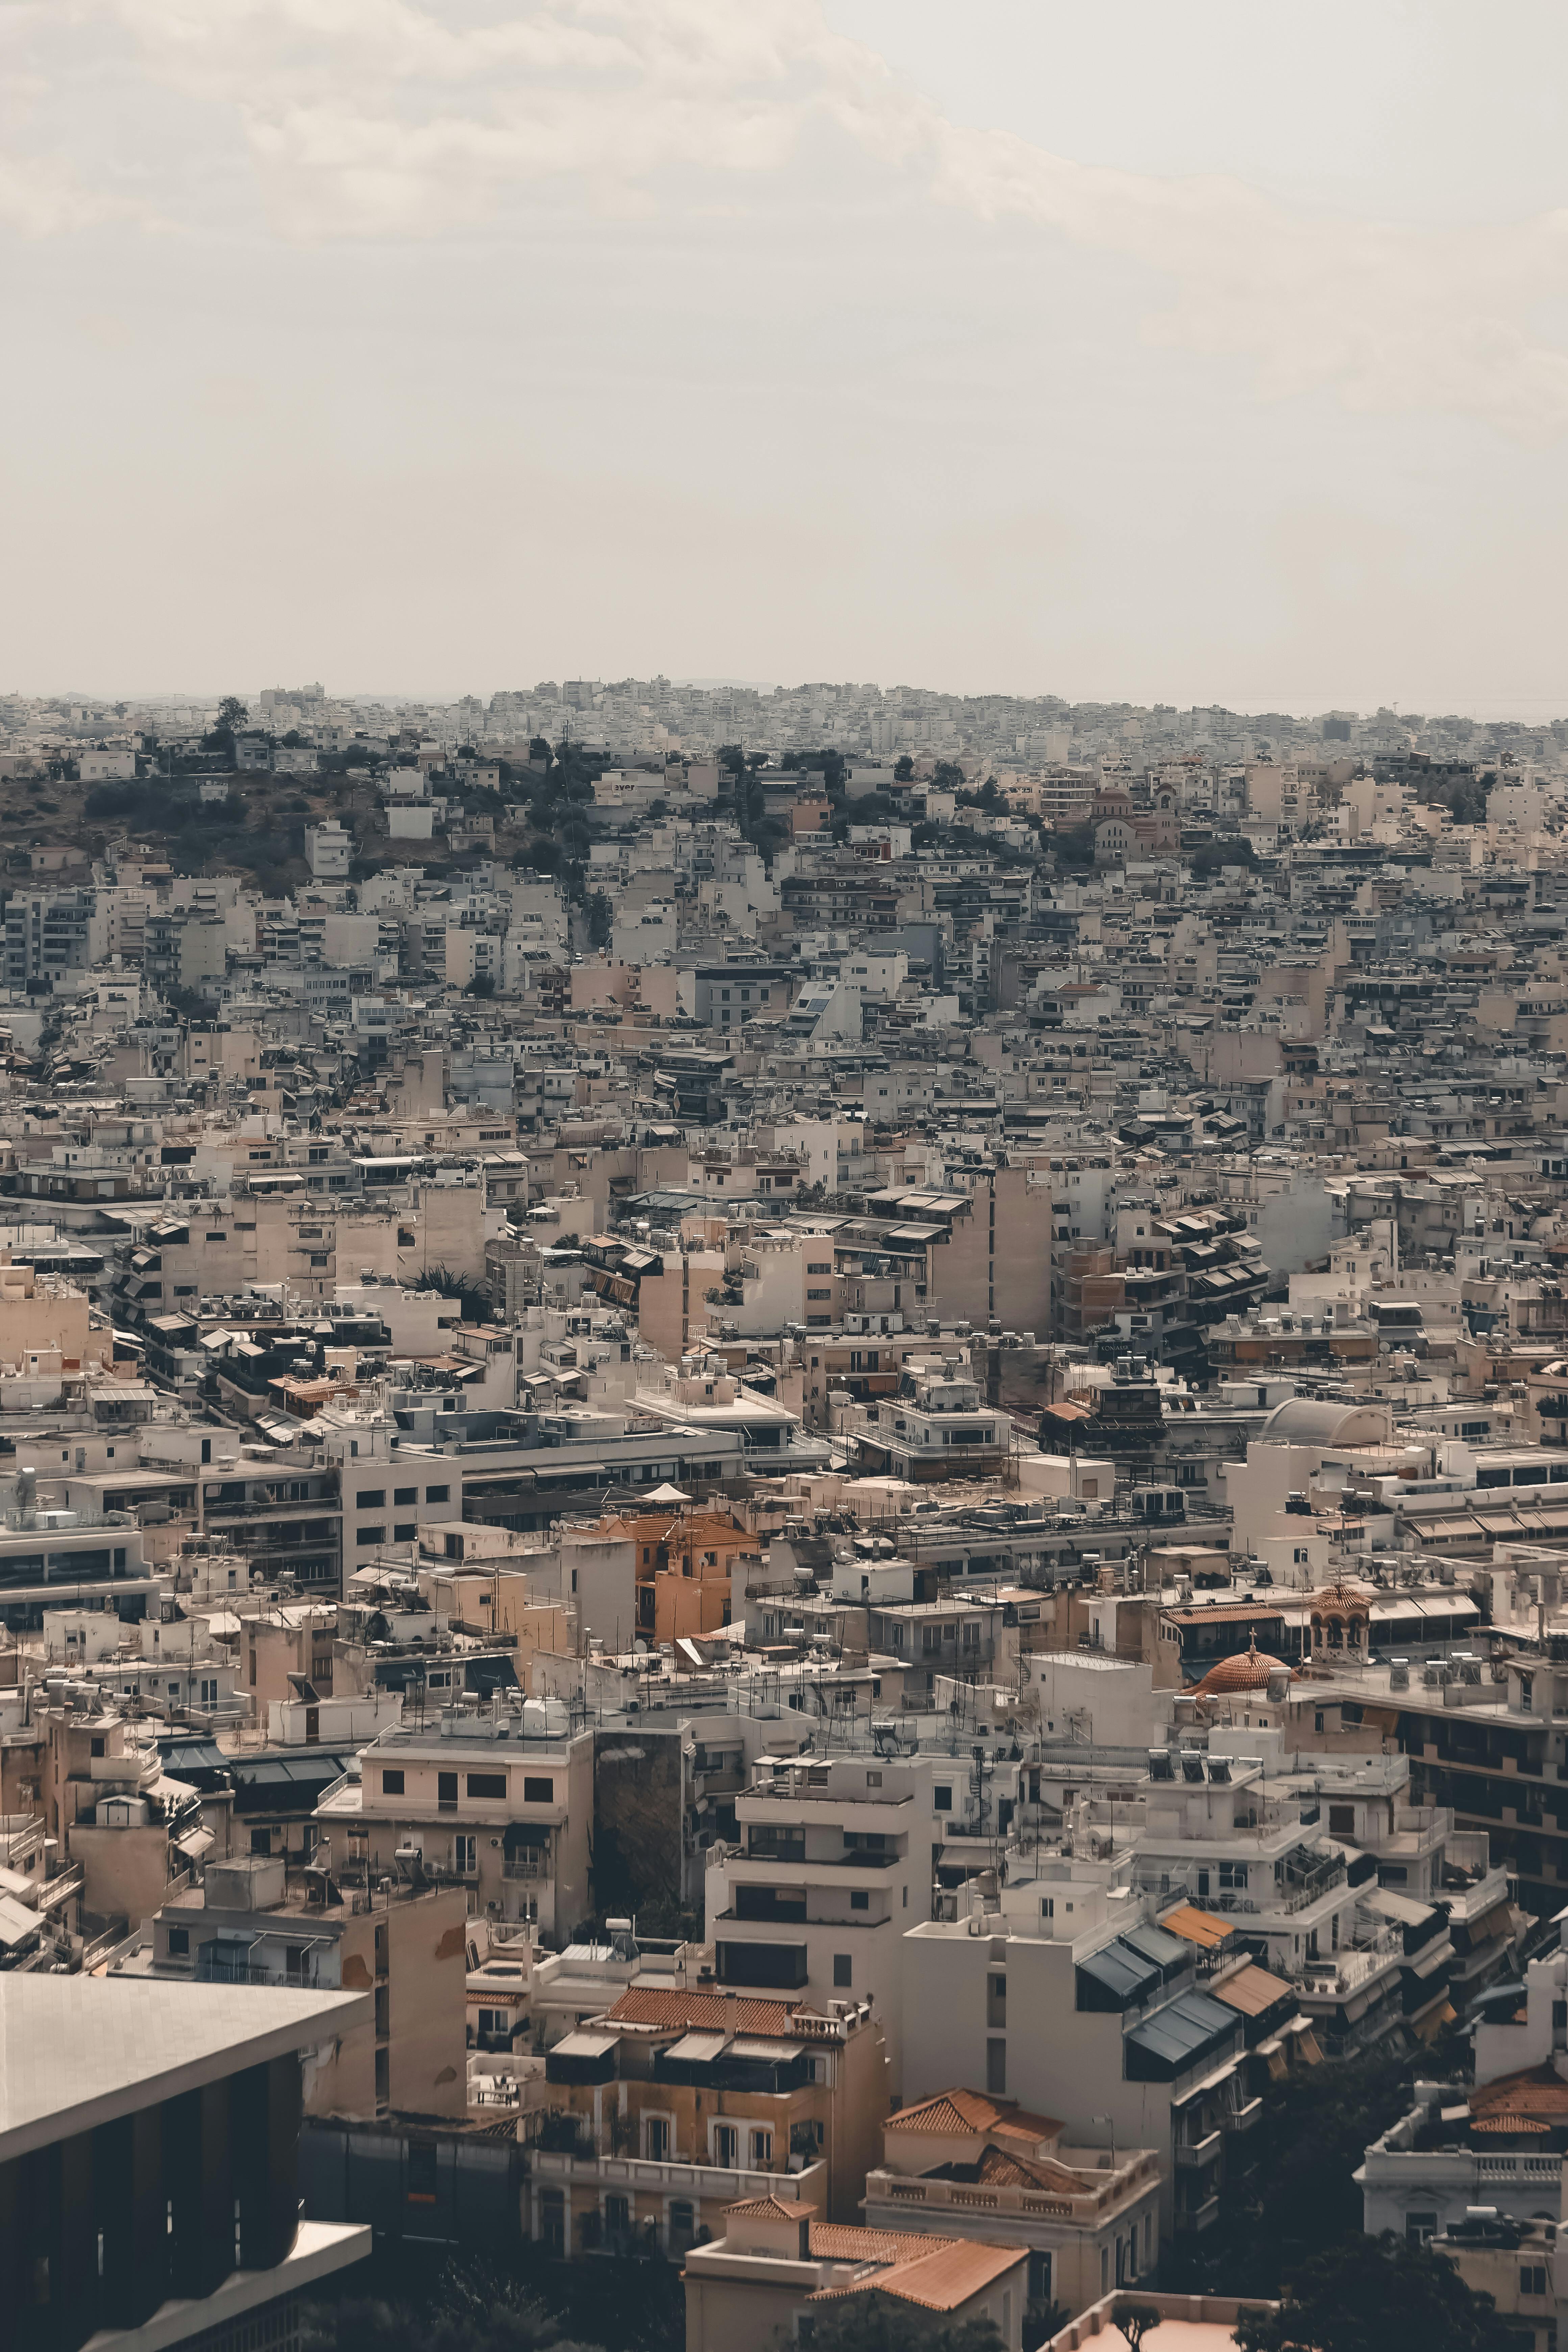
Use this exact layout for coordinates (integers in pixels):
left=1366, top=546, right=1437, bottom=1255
left=704, top=1749, right=950, bottom=2089
left=317, top=1693, right=594, bottom=1940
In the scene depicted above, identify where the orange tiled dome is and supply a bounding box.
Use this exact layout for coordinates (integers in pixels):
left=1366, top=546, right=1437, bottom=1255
left=1194, top=1630, right=1297, bottom=1697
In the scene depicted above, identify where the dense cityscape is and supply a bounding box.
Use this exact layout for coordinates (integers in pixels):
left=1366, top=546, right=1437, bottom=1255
left=3, top=676, right=1568, bottom=2352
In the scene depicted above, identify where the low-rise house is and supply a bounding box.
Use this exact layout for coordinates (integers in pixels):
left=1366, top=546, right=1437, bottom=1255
left=862, top=2086, right=1162, bottom=2317
left=682, top=2194, right=1028, bottom=2352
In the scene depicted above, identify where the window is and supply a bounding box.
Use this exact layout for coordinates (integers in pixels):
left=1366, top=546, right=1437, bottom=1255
left=1040, top=1897, right=1054, bottom=1920
left=524, top=1776, right=554, bottom=1803
left=467, top=1773, right=507, bottom=1799
left=833, top=1954, right=852, bottom=1987
left=438, top=1772, right=458, bottom=1808
left=357, top=1526, right=386, bottom=1545
left=357, top=1489, right=386, bottom=1508
left=712, top=2124, right=739, bottom=2166
left=1522, top=2269, right=1549, bottom=2298
left=382, top=1769, right=405, bottom=1795
left=850, top=1889, right=869, bottom=1910
left=750, top=2128, right=773, bottom=2166
left=1028, top=2252, right=1053, bottom=2306
left=1219, top=1861, right=1248, bottom=1891
left=987, top=1973, right=1007, bottom=2028
left=407, top=2142, right=438, bottom=2203
left=933, top=1785, right=952, bottom=1812
left=425, top=1485, right=450, bottom=1503
left=645, top=2118, right=670, bottom=2160
left=604, top=2194, right=630, bottom=2238
left=1406, top=2212, right=1438, bottom=2247
left=986, top=2037, right=1006, bottom=2096
left=394, top=1487, right=417, bottom=1506
left=1328, top=1804, right=1355, bottom=1836
left=167, top=1927, right=189, bottom=1956
left=90, top=1736, right=106, bottom=1759
left=394, top=1523, right=417, bottom=1542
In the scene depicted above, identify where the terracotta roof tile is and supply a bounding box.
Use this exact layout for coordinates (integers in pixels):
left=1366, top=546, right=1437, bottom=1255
left=808, top=2225, right=949, bottom=2264
left=808, top=2238, right=1025, bottom=2312
left=973, top=2145, right=1083, bottom=2193
left=727, top=2196, right=809, bottom=2219
left=604, top=1987, right=799, bottom=2036
left=1472, top=2066, right=1568, bottom=2119
left=886, top=2087, right=1062, bottom=2141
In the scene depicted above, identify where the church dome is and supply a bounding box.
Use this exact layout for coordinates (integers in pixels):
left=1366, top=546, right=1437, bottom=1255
left=1194, top=1630, right=1296, bottom=1697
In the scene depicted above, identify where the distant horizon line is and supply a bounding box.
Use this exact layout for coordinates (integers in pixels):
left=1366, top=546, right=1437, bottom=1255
left=10, top=684, right=1568, bottom=727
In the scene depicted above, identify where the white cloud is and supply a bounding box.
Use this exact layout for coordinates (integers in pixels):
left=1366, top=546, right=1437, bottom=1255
left=9, top=0, right=1568, bottom=441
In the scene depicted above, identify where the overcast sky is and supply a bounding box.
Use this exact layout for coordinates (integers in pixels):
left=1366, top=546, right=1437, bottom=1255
left=6, top=0, right=1568, bottom=712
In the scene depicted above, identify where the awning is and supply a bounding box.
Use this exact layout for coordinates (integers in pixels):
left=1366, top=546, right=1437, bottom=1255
left=1462, top=1898, right=1514, bottom=1947
left=503, top=1821, right=550, bottom=1854
left=1413, top=2001, right=1457, bottom=2044
left=662, top=2030, right=731, bottom=2065
left=1214, top=1962, right=1294, bottom=2019
left=1125, top=1988, right=1240, bottom=2081
left=1291, top=2025, right=1323, bottom=2065
left=1159, top=1904, right=1234, bottom=1950
left=0, top=1893, right=40, bottom=1947
left=175, top=1826, right=215, bottom=1862
left=1362, top=1886, right=1436, bottom=1928
left=550, top=2030, right=619, bottom=2060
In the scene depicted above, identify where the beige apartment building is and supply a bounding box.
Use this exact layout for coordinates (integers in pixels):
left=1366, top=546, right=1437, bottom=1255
left=318, top=1699, right=595, bottom=1940
left=131, top=1852, right=468, bottom=2118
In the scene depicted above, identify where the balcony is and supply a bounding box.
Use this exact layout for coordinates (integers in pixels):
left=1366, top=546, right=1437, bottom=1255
left=1226, top=2097, right=1264, bottom=2134
left=532, top=2147, right=828, bottom=2210
left=1175, top=2129, right=1223, bottom=2171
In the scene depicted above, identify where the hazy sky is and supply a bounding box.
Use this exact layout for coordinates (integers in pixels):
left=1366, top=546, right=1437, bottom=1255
left=6, top=0, right=1568, bottom=711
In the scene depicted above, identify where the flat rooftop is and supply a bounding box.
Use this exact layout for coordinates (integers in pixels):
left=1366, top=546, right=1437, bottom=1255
left=0, top=1975, right=369, bottom=2159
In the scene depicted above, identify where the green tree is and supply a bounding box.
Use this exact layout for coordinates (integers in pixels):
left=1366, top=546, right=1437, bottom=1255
left=411, top=1264, right=495, bottom=1324
left=464, top=972, right=496, bottom=998
left=217, top=696, right=249, bottom=732
left=1235, top=2234, right=1510, bottom=2352
left=586, top=891, right=613, bottom=949
left=796, top=2296, right=1004, bottom=2352
left=893, top=754, right=914, bottom=781
left=302, top=2295, right=603, bottom=2352
left=1114, top=2304, right=1163, bottom=2352
left=932, top=759, right=964, bottom=791
left=1171, top=2039, right=1463, bottom=2296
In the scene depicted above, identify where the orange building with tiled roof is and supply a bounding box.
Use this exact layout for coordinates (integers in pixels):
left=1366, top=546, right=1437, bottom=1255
left=683, top=2196, right=1029, bottom=2352
left=865, top=2084, right=1163, bottom=2320
left=532, top=1986, right=889, bottom=2258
